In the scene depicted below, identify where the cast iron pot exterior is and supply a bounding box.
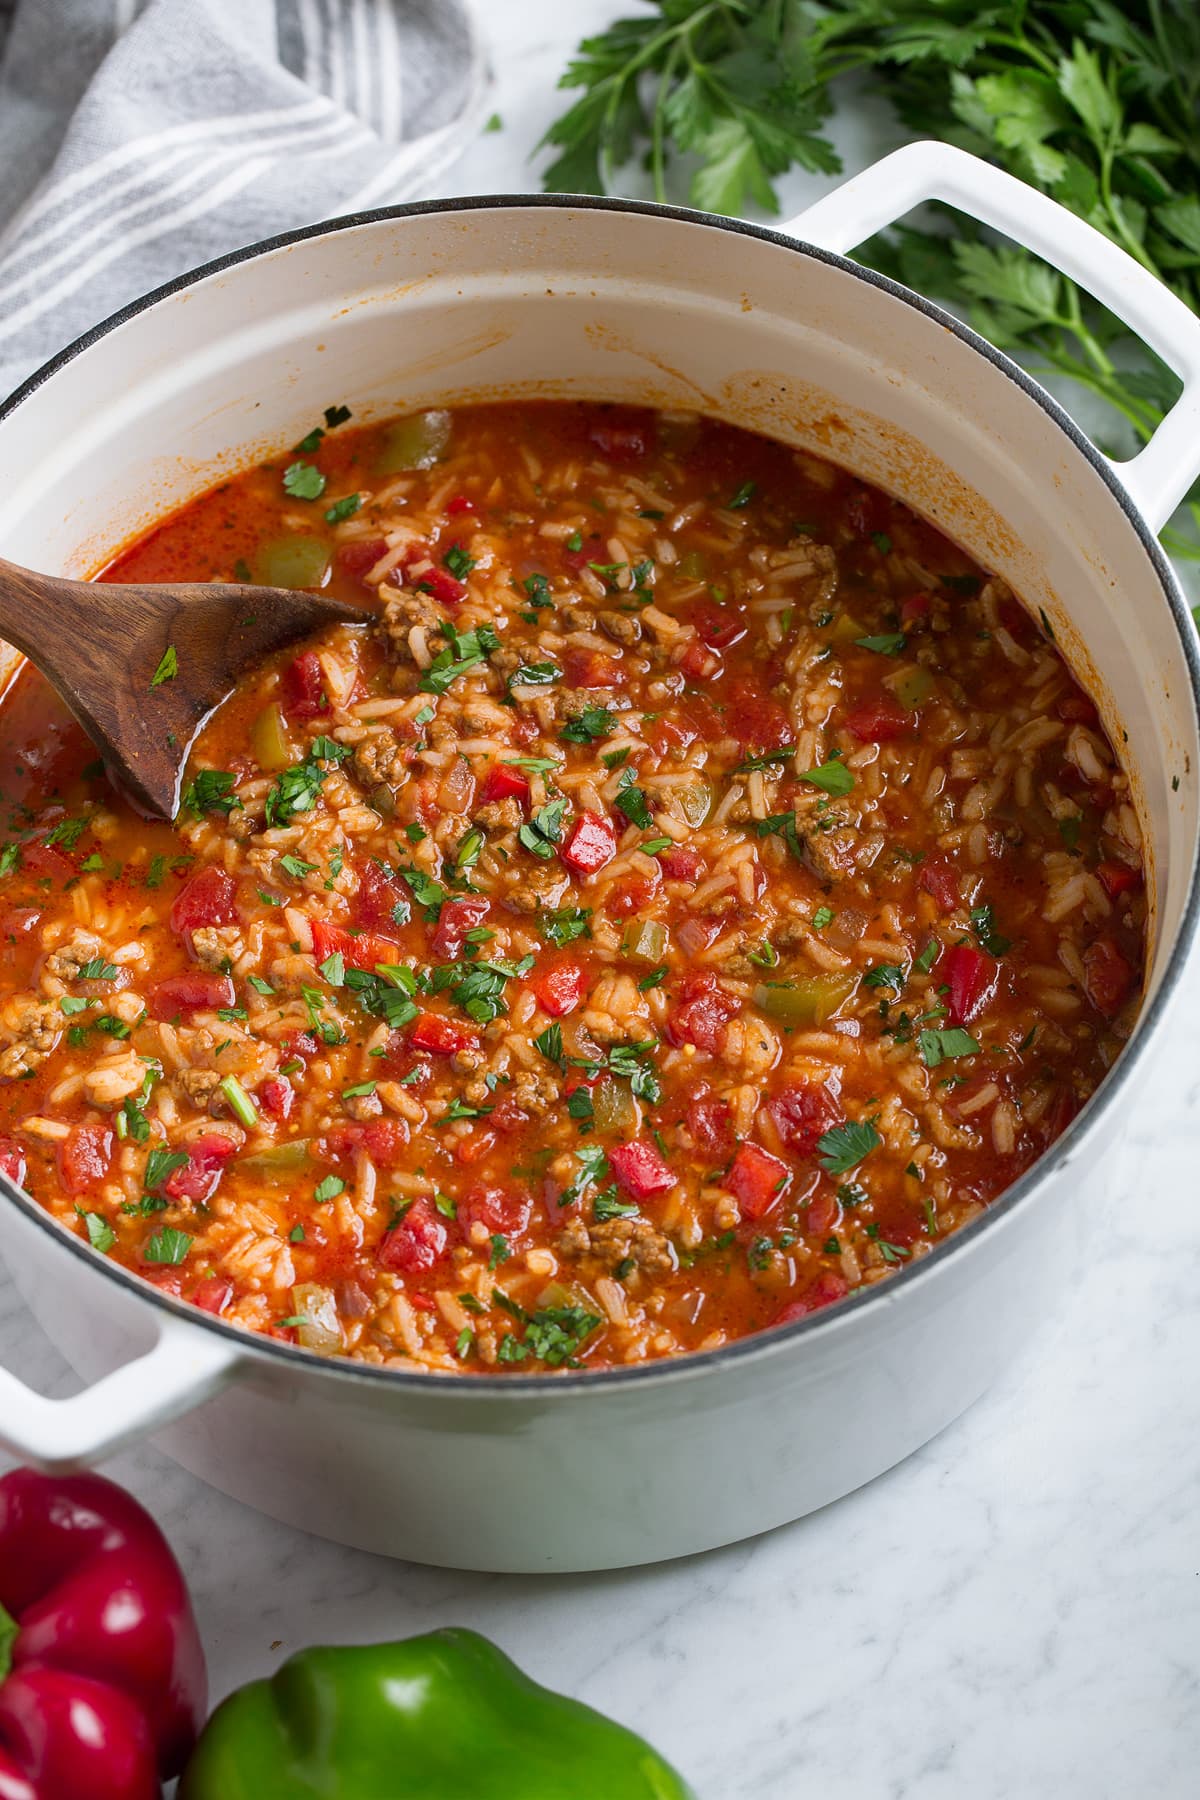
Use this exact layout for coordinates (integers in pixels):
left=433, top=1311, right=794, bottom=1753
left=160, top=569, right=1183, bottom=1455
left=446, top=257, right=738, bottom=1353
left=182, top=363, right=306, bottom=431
left=0, top=146, right=1197, bottom=1571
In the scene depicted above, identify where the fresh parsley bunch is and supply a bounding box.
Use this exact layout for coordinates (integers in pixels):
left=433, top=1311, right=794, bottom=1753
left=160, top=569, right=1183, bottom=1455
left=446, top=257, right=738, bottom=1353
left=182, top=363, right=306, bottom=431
left=540, top=0, right=1200, bottom=559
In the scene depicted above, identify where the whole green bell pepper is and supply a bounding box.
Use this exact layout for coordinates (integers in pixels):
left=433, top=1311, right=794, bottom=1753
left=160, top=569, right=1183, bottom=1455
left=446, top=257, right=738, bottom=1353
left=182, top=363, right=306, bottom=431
left=180, top=1627, right=696, bottom=1799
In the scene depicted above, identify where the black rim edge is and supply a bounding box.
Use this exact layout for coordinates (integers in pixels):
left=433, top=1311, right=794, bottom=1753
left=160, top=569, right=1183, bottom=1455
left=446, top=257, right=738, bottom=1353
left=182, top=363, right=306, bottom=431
left=1, top=190, right=1197, bottom=1401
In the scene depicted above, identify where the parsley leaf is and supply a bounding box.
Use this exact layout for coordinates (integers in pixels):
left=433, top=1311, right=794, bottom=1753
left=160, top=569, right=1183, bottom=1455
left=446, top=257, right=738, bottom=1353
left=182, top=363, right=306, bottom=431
left=817, top=1119, right=881, bottom=1176
left=918, top=1027, right=981, bottom=1069
left=283, top=460, right=326, bottom=500
left=150, top=646, right=178, bottom=686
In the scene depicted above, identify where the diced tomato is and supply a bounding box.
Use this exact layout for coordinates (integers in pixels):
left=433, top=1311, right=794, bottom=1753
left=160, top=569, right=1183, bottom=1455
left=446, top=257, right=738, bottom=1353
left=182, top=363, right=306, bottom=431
left=666, top=970, right=740, bottom=1053
left=407, top=1291, right=437, bottom=1312
left=192, top=1276, right=234, bottom=1316
left=142, top=1270, right=185, bottom=1298
left=1097, top=860, right=1141, bottom=900
left=378, top=1199, right=449, bottom=1274
left=489, top=1093, right=530, bottom=1134
left=310, top=918, right=398, bottom=973
left=431, top=896, right=490, bottom=960
left=0, top=907, right=41, bottom=943
left=259, top=1076, right=294, bottom=1122
left=586, top=409, right=655, bottom=461
left=728, top=679, right=791, bottom=752
left=1057, top=692, right=1099, bottom=726
left=771, top=1270, right=849, bottom=1327
left=689, top=599, right=746, bottom=649
left=1083, top=936, right=1135, bottom=1016
left=842, top=485, right=889, bottom=538
left=283, top=650, right=329, bottom=719
left=845, top=697, right=909, bottom=742
left=401, top=547, right=466, bottom=606
left=563, top=535, right=602, bottom=573
left=609, top=1139, right=675, bottom=1200
left=900, top=592, right=931, bottom=626
left=657, top=843, right=703, bottom=883
left=353, top=858, right=408, bottom=934
left=146, top=971, right=235, bottom=1021
left=0, top=1137, right=26, bottom=1188
left=644, top=694, right=723, bottom=755
left=321, top=1117, right=411, bottom=1167
left=461, top=1183, right=532, bottom=1238
left=806, top=1187, right=839, bottom=1237
left=479, top=762, right=530, bottom=807
left=21, top=841, right=76, bottom=883
left=768, top=1081, right=842, bottom=1157
left=606, top=870, right=660, bottom=919
left=531, top=957, right=587, bottom=1017
left=560, top=812, right=617, bottom=877
left=409, top=1012, right=478, bottom=1057
left=281, top=1031, right=319, bottom=1064
left=336, top=536, right=388, bottom=584
left=918, top=858, right=960, bottom=912
left=170, top=865, right=238, bottom=939
left=446, top=494, right=475, bottom=516
left=163, top=1133, right=237, bottom=1204
left=453, top=1129, right=495, bottom=1166
left=57, top=1123, right=112, bottom=1195
left=943, top=943, right=999, bottom=1026
left=679, top=639, right=722, bottom=682
left=686, top=1092, right=733, bottom=1157
left=726, top=1141, right=791, bottom=1221
left=563, top=647, right=626, bottom=689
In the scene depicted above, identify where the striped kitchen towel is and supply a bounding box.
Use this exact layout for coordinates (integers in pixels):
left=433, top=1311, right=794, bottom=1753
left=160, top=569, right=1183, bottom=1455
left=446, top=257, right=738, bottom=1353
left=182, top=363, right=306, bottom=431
left=0, top=0, right=489, bottom=402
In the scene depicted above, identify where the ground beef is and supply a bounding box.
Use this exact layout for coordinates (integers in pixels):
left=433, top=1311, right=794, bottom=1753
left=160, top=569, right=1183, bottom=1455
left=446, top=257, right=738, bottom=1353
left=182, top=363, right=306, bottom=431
left=190, top=926, right=240, bottom=971
left=598, top=610, right=643, bottom=646
left=801, top=826, right=859, bottom=884
left=174, top=1068, right=225, bottom=1113
left=499, top=862, right=571, bottom=915
left=0, top=997, right=61, bottom=1080
left=344, top=1090, right=383, bottom=1121
left=379, top=590, right=445, bottom=663
left=557, top=1215, right=676, bottom=1276
left=352, top=734, right=409, bottom=793
left=42, top=930, right=105, bottom=983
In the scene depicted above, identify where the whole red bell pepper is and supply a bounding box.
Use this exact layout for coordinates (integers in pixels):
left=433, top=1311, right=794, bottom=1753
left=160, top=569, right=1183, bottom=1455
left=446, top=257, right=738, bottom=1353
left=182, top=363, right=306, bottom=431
left=0, top=1468, right=206, bottom=1800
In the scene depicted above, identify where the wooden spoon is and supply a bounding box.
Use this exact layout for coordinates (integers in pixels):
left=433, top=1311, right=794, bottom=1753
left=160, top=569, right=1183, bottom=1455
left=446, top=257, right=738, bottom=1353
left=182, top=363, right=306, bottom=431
left=0, top=555, right=374, bottom=820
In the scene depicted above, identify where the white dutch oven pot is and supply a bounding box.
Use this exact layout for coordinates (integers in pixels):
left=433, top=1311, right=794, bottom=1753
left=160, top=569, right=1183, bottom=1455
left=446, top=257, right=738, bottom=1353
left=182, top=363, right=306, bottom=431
left=0, top=144, right=1197, bottom=1573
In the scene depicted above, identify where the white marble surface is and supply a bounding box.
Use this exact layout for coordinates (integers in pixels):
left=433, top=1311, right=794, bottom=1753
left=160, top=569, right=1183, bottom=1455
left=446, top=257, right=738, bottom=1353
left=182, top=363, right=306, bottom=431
left=3, top=4, right=1200, bottom=1794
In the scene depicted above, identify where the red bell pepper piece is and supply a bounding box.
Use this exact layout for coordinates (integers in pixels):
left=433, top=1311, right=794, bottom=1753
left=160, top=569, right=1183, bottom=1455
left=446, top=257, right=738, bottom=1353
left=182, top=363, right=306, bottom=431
left=479, top=763, right=530, bottom=808
left=0, top=1467, right=206, bottom=1800
left=725, top=1141, right=791, bottom=1220
left=445, top=494, right=475, bottom=516
left=771, top=1269, right=849, bottom=1327
left=943, top=943, right=999, bottom=1026
left=900, top=592, right=931, bottom=626
left=918, top=858, right=960, bottom=912
left=530, top=958, right=586, bottom=1017
left=608, top=1139, right=675, bottom=1201
left=559, top=813, right=617, bottom=878
left=0, top=1137, right=26, bottom=1188
left=1083, top=936, right=1135, bottom=1016
left=353, top=860, right=407, bottom=935
left=408, top=1012, right=478, bottom=1057
left=401, top=548, right=465, bottom=606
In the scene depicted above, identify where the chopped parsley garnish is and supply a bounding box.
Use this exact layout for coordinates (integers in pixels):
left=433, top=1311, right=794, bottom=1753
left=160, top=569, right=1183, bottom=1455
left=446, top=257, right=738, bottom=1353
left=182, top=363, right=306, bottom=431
left=314, top=1175, right=345, bottom=1202
left=522, top=572, right=553, bottom=611
left=77, top=1209, right=115, bottom=1253
left=970, top=902, right=1012, bottom=957
left=734, top=745, right=795, bottom=773
left=508, top=660, right=561, bottom=690
left=913, top=938, right=940, bottom=976
left=144, top=1147, right=188, bottom=1192
left=428, top=953, right=534, bottom=1025
left=493, top=1293, right=602, bottom=1367
left=488, top=1234, right=510, bottom=1270
left=862, top=962, right=906, bottom=992
left=871, top=531, right=892, bottom=555
left=44, top=816, right=90, bottom=851
left=799, top=754, right=854, bottom=797
left=812, top=905, right=835, bottom=930
left=918, top=1028, right=981, bottom=1069
left=279, top=854, right=318, bottom=881
left=443, top=542, right=477, bottom=581
left=418, top=622, right=500, bottom=696
left=1058, top=814, right=1083, bottom=854
left=264, top=737, right=351, bottom=828
left=855, top=632, right=906, bottom=656
left=150, top=645, right=178, bottom=687
left=638, top=964, right=668, bottom=991
left=144, top=1227, right=192, bottom=1265
left=534, top=1023, right=564, bottom=1065
left=324, top=492, right=362, bottom=524
left=727, top=480, right=757, bottom=508
left=181, top=768, right=242, bottom=820
left=755, top=811, right=805, bottom=862
left=77, top=957, right=118, bottom=982
left=538, top=905, right=592, bottom=946
left=282, top=460, right=326, bottom=500
left=325, top=404, right=351, bottom=428
left=560, top=706, right=613, bottom=744
left=518, top=796, right=567, bottom=860
left=817, top=1119, right=881, bottom=1176
left=145, top=855, right=167, bottom=889
left=613, top=765, right=652, bottom=829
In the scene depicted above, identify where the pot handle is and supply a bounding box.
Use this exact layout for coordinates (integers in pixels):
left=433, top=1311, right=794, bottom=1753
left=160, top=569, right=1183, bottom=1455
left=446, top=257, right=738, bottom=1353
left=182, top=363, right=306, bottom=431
left=0, top=1311, right=240, bottom=1471
left=785, top=140, right=1200, bottom=533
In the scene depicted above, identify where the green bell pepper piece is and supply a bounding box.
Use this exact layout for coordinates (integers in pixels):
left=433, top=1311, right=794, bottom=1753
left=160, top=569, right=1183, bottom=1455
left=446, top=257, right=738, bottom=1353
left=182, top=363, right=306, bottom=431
left=180, top=1628, right=696, bottom=1800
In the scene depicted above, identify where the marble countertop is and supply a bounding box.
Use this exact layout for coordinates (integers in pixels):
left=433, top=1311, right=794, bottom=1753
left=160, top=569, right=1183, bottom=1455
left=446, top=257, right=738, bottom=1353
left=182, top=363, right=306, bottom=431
left=2, top=4, right=1199, bottom=1794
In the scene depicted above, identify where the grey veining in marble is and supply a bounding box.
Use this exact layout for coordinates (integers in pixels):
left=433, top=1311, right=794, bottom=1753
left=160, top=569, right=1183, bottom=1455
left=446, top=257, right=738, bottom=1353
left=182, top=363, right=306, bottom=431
left=2, top=4, right=1199, bottom=1794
